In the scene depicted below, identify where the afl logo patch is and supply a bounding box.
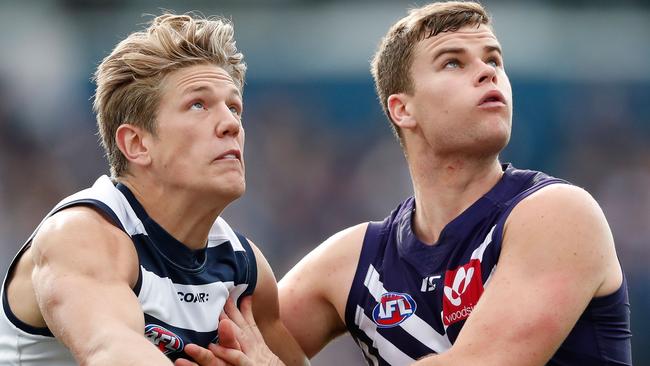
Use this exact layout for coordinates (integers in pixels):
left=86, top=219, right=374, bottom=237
left=144, top=324, right=184, bottom=355
left=372, top=292, right=417, bottom=328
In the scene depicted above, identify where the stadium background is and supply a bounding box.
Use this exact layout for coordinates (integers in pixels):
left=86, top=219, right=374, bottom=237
left=0, top=0, right=648, bottom=363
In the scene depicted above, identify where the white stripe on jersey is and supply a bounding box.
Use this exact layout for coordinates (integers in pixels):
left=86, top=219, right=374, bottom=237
left=138, top=267, right=234, bottom=332
left=228, top=283, right=249, bottom=303
left=362, top=264, right=452, bottom=354
left=356, top=335, right=380, bottom=366
left=58, top=175, right=148, bottom=237
left=208, top=217, right=245, bottom=251
left=471, top=224, right=497, bottom=288
left=355, top=305, right=415, bottom=365
left=470, top=224, right=496, bottom=262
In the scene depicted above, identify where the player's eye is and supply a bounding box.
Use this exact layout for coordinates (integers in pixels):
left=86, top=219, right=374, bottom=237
left=486, top=58, right=500, bottom=68
left=229, top=106, right=241, bottom=116
left=190, top=102, right=205, bottom=110
left=443, top=59, right=461, bottom=69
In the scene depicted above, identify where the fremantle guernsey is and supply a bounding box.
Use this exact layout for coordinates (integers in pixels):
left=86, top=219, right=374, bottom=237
left=0, top=175, right=257, bottom=365
left=345, top=164, right=632, bottom=366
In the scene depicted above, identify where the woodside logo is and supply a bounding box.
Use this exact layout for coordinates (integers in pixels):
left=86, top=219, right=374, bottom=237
left=442, top=259, right=484, bottom=326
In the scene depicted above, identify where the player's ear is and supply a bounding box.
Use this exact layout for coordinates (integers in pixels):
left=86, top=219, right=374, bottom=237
left=388, top=93, right=416, bottom=130
left=115, top=124, right=152, bottom=167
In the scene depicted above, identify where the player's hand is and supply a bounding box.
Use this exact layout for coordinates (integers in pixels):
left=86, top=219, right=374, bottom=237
left=174, top=343, right=231, bottom=366
left=174, top=296, right=284, bottom=366
left=213, top=296, right=285, bottom=366
left=174, top=302, right=245, bottom=366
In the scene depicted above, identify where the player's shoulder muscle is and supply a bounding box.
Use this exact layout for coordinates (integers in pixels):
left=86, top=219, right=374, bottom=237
left=32, top=205, right=138, bottom=285
left=504, top=183, right=613, bottom=291
left=281, top=222, right=368, bottom=312
left=300, top=222, right=368, bottom=275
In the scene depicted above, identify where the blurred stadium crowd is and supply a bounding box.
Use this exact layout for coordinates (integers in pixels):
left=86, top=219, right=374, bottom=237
left=1, top=0, right=648, bottom=363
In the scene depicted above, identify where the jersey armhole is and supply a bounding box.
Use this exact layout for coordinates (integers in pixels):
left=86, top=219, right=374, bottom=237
left=235, top=233, right=258, bottom=301
left=491, top=179, right=568, bottom=257
left=344, top=220, right=386, bottom=329
left=1, top=199, right=127, bottom=338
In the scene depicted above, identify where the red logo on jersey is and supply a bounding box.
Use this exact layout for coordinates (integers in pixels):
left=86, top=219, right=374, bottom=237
left=442, top=259, right=483, bottom=326
left=372, top=292, right=417, bottom=328
left=144, top=324, right=184, bottom=355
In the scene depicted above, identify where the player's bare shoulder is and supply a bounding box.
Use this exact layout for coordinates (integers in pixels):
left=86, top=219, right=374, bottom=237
left=503, top=183, right=620, bottom=296
left=506, top=183, right=612, bottom=246
left=281, top=223, right=368, bottom=312
left=313, top=223, right=368, bottom=265
left=31, top=205, right=139, bottom=286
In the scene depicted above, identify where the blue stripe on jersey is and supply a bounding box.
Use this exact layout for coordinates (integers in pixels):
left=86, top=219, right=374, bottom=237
left=2, top=285, right=53, bottom=337
left=132, top=234, right=246, bottom=286
left=234, top=233, right=257, bottom=299
left=54, top=199, right=126, bottom=232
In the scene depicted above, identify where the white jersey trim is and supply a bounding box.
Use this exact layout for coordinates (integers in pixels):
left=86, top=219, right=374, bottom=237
left=361, top=264, right=452, bottom=354
left=355, top=305, right=415, bottom=365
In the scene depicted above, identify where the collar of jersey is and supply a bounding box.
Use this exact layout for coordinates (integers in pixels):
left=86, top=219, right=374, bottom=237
left=115, top=182, right=208, bottom=270
left=394, top=163, right=523, bottom=275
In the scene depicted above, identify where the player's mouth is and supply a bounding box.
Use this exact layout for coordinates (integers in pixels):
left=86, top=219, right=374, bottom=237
left=214, top=149, right=241, bottom=162
left=478, top=90, right=506, bottom=108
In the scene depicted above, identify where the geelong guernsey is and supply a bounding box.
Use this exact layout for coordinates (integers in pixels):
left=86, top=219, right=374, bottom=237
left=0, top=175, right=257, bottom=364
left=345, top=164, right=632, bottom=366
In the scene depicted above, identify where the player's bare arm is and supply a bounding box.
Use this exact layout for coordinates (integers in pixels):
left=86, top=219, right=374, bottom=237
left=248, top=242, right=309, bottom=366
left=414, top=184, right=621, bottom=366
left=279, top=223, right=367, bottom=357
left=27, top=206, right=173, bottom=365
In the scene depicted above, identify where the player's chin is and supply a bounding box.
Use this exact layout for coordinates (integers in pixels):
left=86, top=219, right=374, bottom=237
left=466, top=130, right=510, bottom=156
left=482, top=138, right=509, bottom=157
left=202, top=172, right=245, bottom=197
left=217, top=176, right=245, bottom=196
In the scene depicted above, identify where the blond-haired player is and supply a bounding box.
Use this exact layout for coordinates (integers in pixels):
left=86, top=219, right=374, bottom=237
left=0, top=13, right=307, bottom=366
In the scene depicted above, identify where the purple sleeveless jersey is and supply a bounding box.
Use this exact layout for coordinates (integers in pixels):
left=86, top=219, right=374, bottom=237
left=345, top=164, right=632, bottom=366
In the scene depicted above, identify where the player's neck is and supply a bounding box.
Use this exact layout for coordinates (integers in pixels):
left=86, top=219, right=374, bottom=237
left=409, top=157, right=503, bottom=245
left=117, top=176, right=228, bottom=250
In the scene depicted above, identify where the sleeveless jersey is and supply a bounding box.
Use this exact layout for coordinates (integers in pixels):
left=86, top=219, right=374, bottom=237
left=345, top=164, right=632, bottom=366
left=0, top=175, right=257, bottom=365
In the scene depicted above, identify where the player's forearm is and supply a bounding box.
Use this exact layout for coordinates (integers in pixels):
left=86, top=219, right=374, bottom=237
left=262, top=323, right=309, bottom=366
left=410, top=345, right=487, bottom=366
left=273, top=337, right=309, bottom=366
left=411, top=354, right=444, bottom=366
left=73, top=330, right=173, bottom=366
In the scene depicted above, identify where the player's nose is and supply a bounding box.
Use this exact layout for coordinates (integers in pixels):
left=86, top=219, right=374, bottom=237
left=474, top=61, right=498, bottom=86
left=215, top=105, right=241, bottom=138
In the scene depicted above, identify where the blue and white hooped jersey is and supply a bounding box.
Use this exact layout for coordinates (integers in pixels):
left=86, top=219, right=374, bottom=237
left=345, top=164, right=632, bottom=366
left=0, top=175, right=257, bottom=365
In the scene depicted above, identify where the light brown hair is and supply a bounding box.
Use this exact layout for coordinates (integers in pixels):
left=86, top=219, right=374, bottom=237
left=93, top=13, right=246, bottom=177
left=370, top=1, right=490, bottom=141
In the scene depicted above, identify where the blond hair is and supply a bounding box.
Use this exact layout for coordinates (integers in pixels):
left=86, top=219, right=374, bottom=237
left=93, top=13, right=246, bottom=177
left=371, top=1, right=490, bottom=141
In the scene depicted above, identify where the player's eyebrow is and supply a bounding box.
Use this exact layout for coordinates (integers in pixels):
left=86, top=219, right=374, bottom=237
left=183, top=84, right=242, bottom=99
left=485, top=45, right=502, bottom=55
left=432, top=45, right=502, bottom=63
left=432, top=47, right=466, bottom=62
